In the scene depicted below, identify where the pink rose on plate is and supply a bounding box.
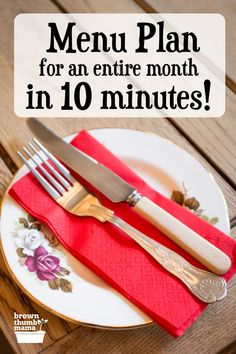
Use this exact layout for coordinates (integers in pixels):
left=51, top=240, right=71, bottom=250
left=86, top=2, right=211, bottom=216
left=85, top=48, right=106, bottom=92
left=25, top=246, right=61, bottom=281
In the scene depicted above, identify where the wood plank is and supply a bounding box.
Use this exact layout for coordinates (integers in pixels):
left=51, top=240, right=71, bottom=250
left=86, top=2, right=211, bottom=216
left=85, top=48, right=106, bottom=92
left=140, top=0, right=236, bottom=90
left=218, top=341, right=236, bottom=354
left=0, top=160, right=12, bottom=199
left=52, top=0, right=142, bottom=13
left=169, top=88, right=236, bottom=190
left=2, top=110, right=236, bottom=352
left=53, top=0, right=236, bottom=191
left=1, top=112, right=236, bottom=220
left=132, top=0, right=236, bottom=188
left=40, top=117, right=236, bottom=221
left=0, top=1, right=78, bottom=353
left=40, top=273, right=236, bottom=354
left=0, top=0, right=235, bottom=217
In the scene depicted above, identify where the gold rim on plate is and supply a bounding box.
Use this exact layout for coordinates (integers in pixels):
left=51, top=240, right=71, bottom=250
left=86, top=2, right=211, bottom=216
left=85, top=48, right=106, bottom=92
left=0, top=129, right=154, bottom=330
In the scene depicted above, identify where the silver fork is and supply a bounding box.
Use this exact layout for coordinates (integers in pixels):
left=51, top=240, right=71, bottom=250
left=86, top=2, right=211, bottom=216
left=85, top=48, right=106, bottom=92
left=17, top=139, right=227, bottom=303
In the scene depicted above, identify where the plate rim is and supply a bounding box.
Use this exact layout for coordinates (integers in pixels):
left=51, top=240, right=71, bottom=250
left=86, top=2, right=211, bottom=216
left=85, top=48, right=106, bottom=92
left=0, top=168, right=153, bottom=330
left=0, top=127, right=230, bottom=329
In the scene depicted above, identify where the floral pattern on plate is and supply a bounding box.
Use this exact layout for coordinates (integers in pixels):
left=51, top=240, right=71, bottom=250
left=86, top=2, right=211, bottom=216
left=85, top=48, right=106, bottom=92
left=13, top=214, right=73, bottom=293
left=171, top=182, right=219, bottom=225
left=12, top=182, right=218, bottom=295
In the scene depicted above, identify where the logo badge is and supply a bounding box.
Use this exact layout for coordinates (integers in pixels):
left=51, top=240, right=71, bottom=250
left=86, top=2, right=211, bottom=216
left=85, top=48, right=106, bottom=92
left=14, top=312, right=48, bottom=343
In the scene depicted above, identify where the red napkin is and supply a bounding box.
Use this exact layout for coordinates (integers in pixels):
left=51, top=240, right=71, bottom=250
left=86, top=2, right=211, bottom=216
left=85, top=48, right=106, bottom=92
left=9, top=130, right=236, bottom=337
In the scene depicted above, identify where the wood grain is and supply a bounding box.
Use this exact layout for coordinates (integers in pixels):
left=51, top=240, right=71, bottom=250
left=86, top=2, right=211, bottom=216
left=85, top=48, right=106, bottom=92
left=0, top=158, right=78, bottom=354
left=5, top=0, right=236, bottom=218
left=140, top=0, right=236, bottom=90
left=168, top=89, right=236, bottom=189
left=140, top=0, right=236, bottom=187
left=136, top=0, right=236, bottom=188
left=52, top=0, right=142, bottom=13
left=40, top=275, right=236, bottom=354
left=54, top=0, right=236, bottom=193
left=0, top=1, right=235, bottom=353
left=42, top=118, right=236, bottom=221
left=134, top=0, right=236, bottom=188
left=0, top=1, right=79, bottom=353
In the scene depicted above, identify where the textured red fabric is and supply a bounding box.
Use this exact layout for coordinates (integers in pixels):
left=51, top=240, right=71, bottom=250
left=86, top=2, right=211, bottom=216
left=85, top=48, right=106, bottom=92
left=9, top=130, right=236, bottom=337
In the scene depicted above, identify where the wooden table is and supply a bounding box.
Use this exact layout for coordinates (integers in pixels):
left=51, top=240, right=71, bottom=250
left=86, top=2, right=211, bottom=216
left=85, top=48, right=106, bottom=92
left=0, top=1, right=235, bottom=353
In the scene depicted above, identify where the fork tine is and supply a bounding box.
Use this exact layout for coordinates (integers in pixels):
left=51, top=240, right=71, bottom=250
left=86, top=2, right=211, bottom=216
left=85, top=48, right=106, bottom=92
left=28, top=142, right=72, bottom=189
left=33, top=138, right=75, bottom=183
left=17, top=151, right=61, bottom=200
left=23, top=146, right=66, bottom=194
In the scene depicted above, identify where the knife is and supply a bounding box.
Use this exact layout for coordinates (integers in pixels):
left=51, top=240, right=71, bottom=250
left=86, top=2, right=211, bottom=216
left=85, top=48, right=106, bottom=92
left=27, top=118, right=231, bottom=275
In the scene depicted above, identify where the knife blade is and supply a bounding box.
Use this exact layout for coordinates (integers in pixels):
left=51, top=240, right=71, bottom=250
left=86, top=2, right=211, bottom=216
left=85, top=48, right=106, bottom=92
left=27, top=118, right=136, bottom=203
left=27, top=118, right=231, bottom=275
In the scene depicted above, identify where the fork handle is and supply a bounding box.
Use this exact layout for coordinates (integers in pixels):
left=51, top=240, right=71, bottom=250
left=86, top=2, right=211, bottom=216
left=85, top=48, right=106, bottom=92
left=134, top=197, right=231, bottom=275
left=110, top=215, right=227, bottom=303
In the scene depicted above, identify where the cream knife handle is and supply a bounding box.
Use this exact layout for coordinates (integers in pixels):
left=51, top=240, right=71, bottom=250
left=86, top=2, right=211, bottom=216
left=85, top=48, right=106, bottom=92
left=134, top=197, right=231, bottom=275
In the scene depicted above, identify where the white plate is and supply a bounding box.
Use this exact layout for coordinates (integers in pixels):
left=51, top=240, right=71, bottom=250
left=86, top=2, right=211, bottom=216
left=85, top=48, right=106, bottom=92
left=0, top=128, right=230, bottom=328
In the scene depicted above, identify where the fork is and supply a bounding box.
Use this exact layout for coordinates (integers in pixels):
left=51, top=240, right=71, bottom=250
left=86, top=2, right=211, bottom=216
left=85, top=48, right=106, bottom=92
left=17, top=139, right=227, bottom=303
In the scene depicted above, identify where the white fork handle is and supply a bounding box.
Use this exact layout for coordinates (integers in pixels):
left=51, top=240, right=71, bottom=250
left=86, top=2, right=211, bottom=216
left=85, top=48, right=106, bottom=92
left=134, top=197, right=231, bottom=275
